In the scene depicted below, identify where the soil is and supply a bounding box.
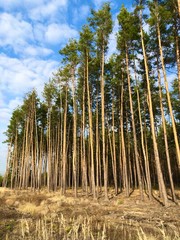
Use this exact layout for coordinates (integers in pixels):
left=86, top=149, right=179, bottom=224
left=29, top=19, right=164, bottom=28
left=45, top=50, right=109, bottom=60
left=0, top=187, right=180, bottom=239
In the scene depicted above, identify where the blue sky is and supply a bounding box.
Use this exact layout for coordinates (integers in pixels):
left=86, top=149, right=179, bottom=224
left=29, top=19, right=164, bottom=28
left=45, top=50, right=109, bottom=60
left=0, top=0, right=134, bottom=175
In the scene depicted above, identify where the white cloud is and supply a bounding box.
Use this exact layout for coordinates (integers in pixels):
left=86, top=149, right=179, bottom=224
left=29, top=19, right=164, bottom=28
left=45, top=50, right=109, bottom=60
left=0, top=108, right=11, bottom=124
left=24, top=46, right=53, bottom=57
left=0, top=12, right=79, bottom=53
left=0, top=92, right=6, bottom=107
left=0, top=113, right=10, bottom=175
left=166, top=73, right=177, bottom=87
left=28, top=0, right=68, bottom=22
left=0, top=13, right=56, bottom=57
left=143, top=22, right=150, bottom=34
left=0, top=54, right=58, bottom=96
left=8, top=98, right=23, bottom=111
left=0, top=13, right=34, bottom=53
left=106, top=16, right=118, bottom=60
left=0, top=0, right=76, bottom=176
left=80, top=5, right=90, bottom=17
left=0, top=54, right=59, bottom=175
left=0, top=0, right=67, bottom=14
left=0, top=0, right=21, bottom=10
left=72, top=5, right=90, bottom=23
left=93, top=0, right=107, bottom=8
left=1, top=98, right=22, bottom=126
left=45, top=23, right=78, bottom=45
left=0, top=101, right=20, bottom=175
left=33, top=23, right=46, bottom=42
left=0, top=143, right=8, bottom=176
left=24, top=0, right=46, bottom=9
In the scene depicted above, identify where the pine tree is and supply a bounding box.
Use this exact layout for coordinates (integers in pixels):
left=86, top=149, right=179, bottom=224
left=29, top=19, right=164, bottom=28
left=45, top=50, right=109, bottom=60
left=89, top=2, right=113, bottom=200
left=117, top=5, right=144, bottom=200
left=60, top=39, right=79, bottom=197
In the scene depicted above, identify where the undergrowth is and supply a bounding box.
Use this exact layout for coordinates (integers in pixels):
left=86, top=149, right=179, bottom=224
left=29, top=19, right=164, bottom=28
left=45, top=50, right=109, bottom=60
left=5, top=214, right=180, bottom=240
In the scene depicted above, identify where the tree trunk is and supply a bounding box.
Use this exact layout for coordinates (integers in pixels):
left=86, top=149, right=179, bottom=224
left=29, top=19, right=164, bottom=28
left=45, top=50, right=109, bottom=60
left=156, top=6, right=180, bottom=170
left=62, top=86, right=68, bottom=194
left=125, top=47, right=143, bottom=200
left=96, top=96, right=100, bottom=197
left=139, top=5, right=168, bottom=206
left=134, top=61, right=152, bottom=200
left=72, top=66, right=77, bottom=198
left=86, top=51, right=96, bottom=198
left=157, top=62, right=176, bottom=202
left=101, top=43, right=108, bottom=200
left=120, top=82, right=129, bottom=197
left=112, top=97, right=118, bottom=195
left=82, top=72, right=88, bottom=196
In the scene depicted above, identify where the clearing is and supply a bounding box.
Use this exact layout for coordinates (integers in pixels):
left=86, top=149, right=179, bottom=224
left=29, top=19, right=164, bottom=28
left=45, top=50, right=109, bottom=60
left=0, top=188, right=180, bottom=239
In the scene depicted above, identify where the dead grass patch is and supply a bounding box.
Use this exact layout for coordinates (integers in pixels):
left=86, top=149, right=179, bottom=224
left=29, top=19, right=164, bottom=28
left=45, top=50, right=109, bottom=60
left=0, top=187, right=180, bottom=239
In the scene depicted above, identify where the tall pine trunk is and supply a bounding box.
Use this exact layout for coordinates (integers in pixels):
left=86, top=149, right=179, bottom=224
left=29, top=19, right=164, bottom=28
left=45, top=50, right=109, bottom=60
left=62, top=86, right=68, bottom=194
left=157, top=63, right=176, bottom=202
left=125, top=47, right=143, bottom=200
left=139, top=5, right=168, bottom=206
left=86, top=51, right=96, bottom=198
left=101, top=43, right=108, bottom=200
left=155, top=4, right=180, bottom=169
left=72, top=67, right=77, bottom=197
left=120, top=82, right=129, bottom=197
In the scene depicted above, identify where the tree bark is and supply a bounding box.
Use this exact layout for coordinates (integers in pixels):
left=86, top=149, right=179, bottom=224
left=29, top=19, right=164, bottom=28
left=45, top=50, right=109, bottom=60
left=155, top=5, right=180, bottom=170
left=139, top=5, right=168, bottom=206
left=125, top=47, right=143, bottom=200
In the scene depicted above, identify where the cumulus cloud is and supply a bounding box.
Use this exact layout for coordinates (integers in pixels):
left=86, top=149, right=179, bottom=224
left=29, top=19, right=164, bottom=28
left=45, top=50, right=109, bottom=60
left=45, top=23, right=78, bottom=45
left=0, top=54, right=59, bottom=174
left=0, top=0, right=68, bottom=17
left=28, top=0, right=68, bottom=22
left=0, top=0, right=90, bottom=175
left=0, top=0, right=21, bottom=10
left=23, top=46, right=53, bottom=57
left=0, top=13, right=34, bottom=49
left=1, top=98, right=22, bottom=127
left=0, top=12, right=79, bottom=55
left=0, top=101, right=22, bottom=161
left=0, top=13, right=52, bottom=57
left=0, top=98, right=23, bottom=175
left=33, top=23, right=46, bottom=42
left=0, top=54, right=59, bottom=96
left=0, top=108, right=11, bottom=124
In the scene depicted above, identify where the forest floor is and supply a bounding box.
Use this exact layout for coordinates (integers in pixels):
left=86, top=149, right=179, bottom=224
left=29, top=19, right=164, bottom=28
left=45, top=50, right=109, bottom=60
left=0, top=187, right=180, bottom=240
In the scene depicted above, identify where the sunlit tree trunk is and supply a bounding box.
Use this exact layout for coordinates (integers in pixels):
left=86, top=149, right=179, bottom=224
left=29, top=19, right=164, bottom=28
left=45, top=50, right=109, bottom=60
left=62, top=86, right=68, bottom=194
left=134, top=61, right=152, bottom=200
left=96, top=98, right=101, bottom=196
left=86, top=50, right=96, bottom=198
left=157, top=64, right=176, bottom=202
left=139, top=4, right=168, bottom=206
left=125, top=47, right=143, bottom=200
left=111, top=96, right=118, bottom=195
left=101, top=43, right=109, bottom=200
left=120, top=82, right=129, bottom=197
left=82, top=77, right=88, bottom=196
left=72, top=66, right=77, bottom=197
left=155, top=3, right=180, bottom=169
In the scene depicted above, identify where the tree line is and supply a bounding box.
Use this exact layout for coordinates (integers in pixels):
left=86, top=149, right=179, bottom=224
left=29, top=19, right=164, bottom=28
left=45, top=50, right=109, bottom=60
left=3, top=0, right=180, bottom=206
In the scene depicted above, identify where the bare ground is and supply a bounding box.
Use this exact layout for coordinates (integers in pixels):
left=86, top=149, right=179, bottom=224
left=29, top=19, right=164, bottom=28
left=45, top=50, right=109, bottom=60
left=0, top=187, right=180, bottom=239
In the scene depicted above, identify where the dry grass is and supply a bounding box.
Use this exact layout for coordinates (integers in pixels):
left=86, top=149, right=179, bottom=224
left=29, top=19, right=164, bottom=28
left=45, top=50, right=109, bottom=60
left=0, top=187, right=180, bottom=240
left=4, top=214, right=180, bottom=240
